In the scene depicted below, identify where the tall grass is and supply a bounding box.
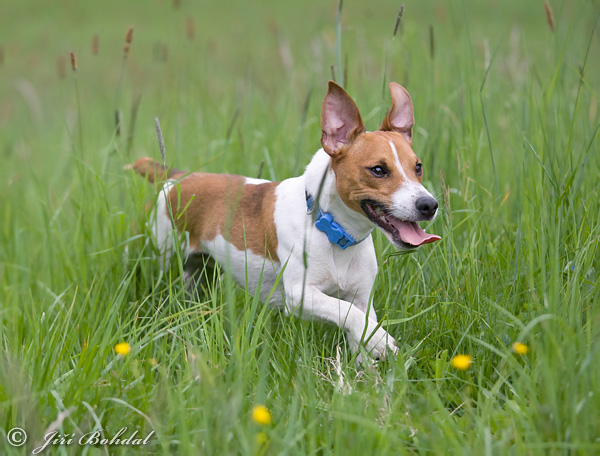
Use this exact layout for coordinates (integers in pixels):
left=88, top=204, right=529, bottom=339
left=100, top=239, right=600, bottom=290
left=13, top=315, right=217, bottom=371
left=0, top=0, right=599, bottom=454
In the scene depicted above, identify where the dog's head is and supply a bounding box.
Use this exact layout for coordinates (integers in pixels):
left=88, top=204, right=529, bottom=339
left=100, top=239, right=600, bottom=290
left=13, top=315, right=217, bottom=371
left=320, top=81, right=440, bottom=249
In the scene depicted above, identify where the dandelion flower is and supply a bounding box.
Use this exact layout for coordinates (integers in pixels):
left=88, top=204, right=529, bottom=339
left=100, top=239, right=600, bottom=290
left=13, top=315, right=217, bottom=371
left=251, top=405, right=272, bottom=425
left=512, top=342, right=529, bottom=355
left=451, top=354, right=473, bottom=370
left=115, top=342, right=131, bottom=356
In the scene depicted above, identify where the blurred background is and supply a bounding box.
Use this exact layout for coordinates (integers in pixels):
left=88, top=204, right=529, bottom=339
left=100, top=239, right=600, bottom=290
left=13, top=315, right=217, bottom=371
left=2, top=0, right=597, bottom=180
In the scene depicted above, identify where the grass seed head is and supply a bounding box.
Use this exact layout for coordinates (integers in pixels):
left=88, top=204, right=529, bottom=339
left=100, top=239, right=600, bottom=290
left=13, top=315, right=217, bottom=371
left=125, top=26, right=134, bottom=44
left=92, top=34, right=99, bottom=55
left=69, top=51, right=77, bottom=71
left=186, top=17, right=195, bottom=40
left=544, top=1, right=555, bottom=32
left=393, top=5, right=404, bottom=37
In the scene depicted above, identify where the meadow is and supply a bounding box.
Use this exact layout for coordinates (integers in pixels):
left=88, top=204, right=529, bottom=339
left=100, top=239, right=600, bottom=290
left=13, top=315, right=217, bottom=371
left=1, top=0, right=599, bottom=454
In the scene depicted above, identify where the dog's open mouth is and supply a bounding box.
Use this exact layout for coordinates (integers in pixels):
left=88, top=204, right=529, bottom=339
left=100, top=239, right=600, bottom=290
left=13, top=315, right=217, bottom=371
left=361, top=200, right=441, bottom=248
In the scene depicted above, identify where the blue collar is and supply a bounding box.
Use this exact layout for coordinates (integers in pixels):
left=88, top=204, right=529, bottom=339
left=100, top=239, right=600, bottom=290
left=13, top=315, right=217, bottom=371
left=305, top=191, right=372, bottom=250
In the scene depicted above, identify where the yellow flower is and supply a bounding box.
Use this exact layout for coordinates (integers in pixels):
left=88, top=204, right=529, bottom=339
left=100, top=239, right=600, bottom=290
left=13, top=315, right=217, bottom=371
left=512, top=342, right=529, bottom=355
left=115, top=342, right=131, bottom=356
left=451, top=354, right=473, bottom=370
left=251, top=405, right=272, bottom=425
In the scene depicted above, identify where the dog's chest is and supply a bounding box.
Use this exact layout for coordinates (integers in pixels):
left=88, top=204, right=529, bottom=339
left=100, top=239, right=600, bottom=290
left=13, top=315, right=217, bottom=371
left=310, top=242, right=376, bottom=297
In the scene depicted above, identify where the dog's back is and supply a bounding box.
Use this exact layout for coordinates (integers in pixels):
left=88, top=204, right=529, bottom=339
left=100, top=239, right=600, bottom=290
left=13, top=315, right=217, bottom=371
left=130, top=157, right=281, bottom=291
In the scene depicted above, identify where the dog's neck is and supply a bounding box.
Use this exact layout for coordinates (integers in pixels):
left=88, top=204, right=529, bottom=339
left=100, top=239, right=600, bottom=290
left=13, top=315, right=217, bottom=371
left=303, top=149, right=374, bottom=243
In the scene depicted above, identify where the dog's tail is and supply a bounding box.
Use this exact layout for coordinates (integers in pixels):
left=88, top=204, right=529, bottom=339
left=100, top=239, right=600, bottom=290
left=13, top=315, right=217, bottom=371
left=125, top=157, right=185, bottom=183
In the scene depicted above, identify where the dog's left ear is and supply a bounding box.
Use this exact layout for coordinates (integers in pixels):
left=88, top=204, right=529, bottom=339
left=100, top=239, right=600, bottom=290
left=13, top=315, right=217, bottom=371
left=379, top=82, right=414, bottom=144
left=321, top=81, right=365, bottom=156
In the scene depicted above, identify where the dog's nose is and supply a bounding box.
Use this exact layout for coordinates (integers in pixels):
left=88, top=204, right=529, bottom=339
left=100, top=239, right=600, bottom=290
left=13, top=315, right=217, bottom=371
left=415, top=196, right=438, bottom=218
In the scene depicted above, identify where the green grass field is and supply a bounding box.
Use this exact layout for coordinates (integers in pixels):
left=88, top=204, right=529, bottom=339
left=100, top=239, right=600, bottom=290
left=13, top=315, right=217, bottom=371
left=1, top=0, right=599, bottom=454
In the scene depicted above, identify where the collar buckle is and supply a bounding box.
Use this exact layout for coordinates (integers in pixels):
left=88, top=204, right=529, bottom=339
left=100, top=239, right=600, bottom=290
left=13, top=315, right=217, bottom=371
left=305, top=190, right=370, bottom=250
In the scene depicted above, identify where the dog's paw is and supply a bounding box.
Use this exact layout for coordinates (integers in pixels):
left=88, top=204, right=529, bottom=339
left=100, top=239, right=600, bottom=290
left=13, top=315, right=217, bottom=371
left=350, top=324, right=398, bottom=361
left=365, top=326, right=398, bottom=360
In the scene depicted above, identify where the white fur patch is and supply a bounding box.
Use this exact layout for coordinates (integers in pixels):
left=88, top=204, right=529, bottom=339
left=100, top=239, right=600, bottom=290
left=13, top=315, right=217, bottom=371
left=201, top=234, right=283, bottom=304
left=244, top=177, right=271, bottom=185
left=388, top=140, right=436, bottom=221
left=151, top=181, right=178, bottom=269
left=389, top=140, right=408, bottom=180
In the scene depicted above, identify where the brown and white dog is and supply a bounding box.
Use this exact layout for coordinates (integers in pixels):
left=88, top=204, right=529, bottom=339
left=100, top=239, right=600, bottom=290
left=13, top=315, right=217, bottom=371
left=131, top=81, right=440, bottom=359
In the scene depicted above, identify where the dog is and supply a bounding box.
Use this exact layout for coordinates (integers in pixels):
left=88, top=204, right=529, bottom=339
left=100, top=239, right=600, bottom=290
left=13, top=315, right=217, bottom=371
left=130, top=81, right=440, bottom=359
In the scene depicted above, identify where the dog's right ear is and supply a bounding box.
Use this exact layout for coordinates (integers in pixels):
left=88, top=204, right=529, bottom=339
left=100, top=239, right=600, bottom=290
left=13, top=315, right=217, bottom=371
left=379, top=82, right=414, bottom=144
left=320, top=81, right=365, bottom=156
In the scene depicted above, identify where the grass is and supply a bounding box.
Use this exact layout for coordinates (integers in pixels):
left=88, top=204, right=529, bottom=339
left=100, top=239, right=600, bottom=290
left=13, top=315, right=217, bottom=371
left=1, top=0, right=599, bottom=454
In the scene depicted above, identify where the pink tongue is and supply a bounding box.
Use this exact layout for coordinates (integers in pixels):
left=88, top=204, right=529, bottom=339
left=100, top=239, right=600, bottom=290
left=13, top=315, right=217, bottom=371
left=393, top=220, right=441, bottom=246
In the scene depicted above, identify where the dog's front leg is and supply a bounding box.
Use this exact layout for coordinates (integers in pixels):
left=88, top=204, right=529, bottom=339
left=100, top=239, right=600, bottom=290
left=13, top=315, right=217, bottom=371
left=285, top=285, right=398, bottom=359
left=343, top=281, right=379, bottom=326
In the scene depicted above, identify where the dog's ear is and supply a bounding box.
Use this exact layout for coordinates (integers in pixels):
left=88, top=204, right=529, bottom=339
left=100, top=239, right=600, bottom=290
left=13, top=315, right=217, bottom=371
left=379, top=82, right=414, bottom=144
left=321, top=81, right=365, bottom=156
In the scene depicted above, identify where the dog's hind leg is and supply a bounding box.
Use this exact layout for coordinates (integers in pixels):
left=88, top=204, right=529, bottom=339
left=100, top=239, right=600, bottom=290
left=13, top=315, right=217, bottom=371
left=184, top=252, right=219, bottom=297
left=149, top=182, right=178, bottom=271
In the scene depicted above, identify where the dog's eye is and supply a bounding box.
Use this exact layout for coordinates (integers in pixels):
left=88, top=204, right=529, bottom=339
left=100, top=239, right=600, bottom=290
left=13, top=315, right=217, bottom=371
left=415, top=163, right=422, bottom=176
left=369, top=165, right=388, bottom=178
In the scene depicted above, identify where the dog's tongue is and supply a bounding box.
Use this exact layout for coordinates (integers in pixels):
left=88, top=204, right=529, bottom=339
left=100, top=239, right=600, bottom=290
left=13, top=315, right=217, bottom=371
left=393, top=220, right=441, bottom=246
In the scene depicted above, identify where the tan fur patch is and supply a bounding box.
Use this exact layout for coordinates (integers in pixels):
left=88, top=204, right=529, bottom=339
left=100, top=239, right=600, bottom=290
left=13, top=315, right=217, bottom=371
left=129, top=157, right=184, bottom=183
left=330, top=131, right=421, bottom=213
left=167, top=173, right=280, bottom=262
